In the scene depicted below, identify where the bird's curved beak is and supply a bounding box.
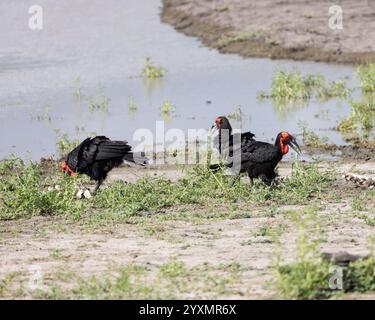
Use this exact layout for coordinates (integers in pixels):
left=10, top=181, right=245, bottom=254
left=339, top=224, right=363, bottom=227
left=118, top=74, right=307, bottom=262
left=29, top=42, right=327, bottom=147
left=286, top=136, right=302, bottom=155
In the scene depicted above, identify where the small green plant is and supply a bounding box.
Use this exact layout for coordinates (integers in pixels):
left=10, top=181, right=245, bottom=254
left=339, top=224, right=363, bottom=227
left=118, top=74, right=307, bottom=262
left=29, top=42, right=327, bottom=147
left=345, top=258, right=375, bottom=292
left=227, top=105, right=244, bottom=122
left=352, top=196, right=365, bottom=211
left=317, top=79, right=351, bottom=101
left=301, top=126, right=329, bottom=148
left=56, top=133, right=80, bottom=158
left=161, top=101, right=176, bottom=115
left=337, top=97, right=375, bottom=137
left=141, top=57, right=166, bottom=79
left=217, top=31, right=259, bottom=48
left=128, top=96, right=137, bottom=112
left=31, top=105, right=52, bottom=122
left=276, top=210, right=333, bottom=299
left=159, top=260, right=188, bottom=278
left=87, top=85, right=110, bottom=111
left=74, top=76, right=82, bottom=105
left=357, top=63, right=375, bottom=93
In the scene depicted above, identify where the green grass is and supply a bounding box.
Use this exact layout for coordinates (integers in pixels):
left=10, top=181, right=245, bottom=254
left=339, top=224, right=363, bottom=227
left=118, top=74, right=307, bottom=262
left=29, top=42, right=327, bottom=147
left=357, top=63, right=375, bottom=93
left=258, top=69, right=351, bottom=106
left=301, top=125, right=330, bottom=148
left=0, top=158, right=87, bottom=220
left=1, top=260, right=243, bottom=299
left=128, top=96, right=137, bottom=112
left=141, top=57, right=166, bottom=79
left=258, top=70, right=350, bottom=101
left=0, top=158, right=336, bottom=222
left=161, top=101, right=176, bottom=115
left=217, top=31, right=260, bottom=48
left=87, top=85, right=111, bottom=112
left=337, top=96, right=375, bottom=138
left=276, top=209, right=375, bottom=299
left=55, top=133, right=80, bottom=158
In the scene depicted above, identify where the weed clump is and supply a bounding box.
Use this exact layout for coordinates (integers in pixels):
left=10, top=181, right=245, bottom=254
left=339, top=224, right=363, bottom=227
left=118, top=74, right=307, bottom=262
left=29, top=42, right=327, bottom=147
left=87, top=85, right=110, bottom=112
left=337, top=96, right=375, bottom=138
left=141, top=57, right=166, bottom=79
left=0, top=159, right=85, bottom=220
left=56, top=133, right=80, bottom=159
left=276, top=210, right=375, bottom=299
left=258, top=69, right=351, bottom=105
left=357, top=63, right=375, bottom=93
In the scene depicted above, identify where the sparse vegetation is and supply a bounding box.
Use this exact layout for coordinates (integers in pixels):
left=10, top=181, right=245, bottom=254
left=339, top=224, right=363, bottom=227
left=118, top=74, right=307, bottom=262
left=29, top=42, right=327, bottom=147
left=258, top=69, right=351, bottom=104
left=276, top=210, right=375, bottom=299
left=161, top=101, right=176, bottom=115
left=0, top=158, right=335, bottom=222
left=87, top=85, right=111, bottom=111
left=301, top=126, right=330, bottom=148
left=1, top=261, right=242, bottom=299
left=73, top=76, right=82, bottom=105
left=141, top=57, right=166, bottom=79
left=55, top=133, right=80, bottom=158
left=128, top=96, right=137, bottom=112
left=357, top=63, right=375, bottom=93
left=217, top=31, right=260, bottom=48
left=337, top=97, right=375, bottom=138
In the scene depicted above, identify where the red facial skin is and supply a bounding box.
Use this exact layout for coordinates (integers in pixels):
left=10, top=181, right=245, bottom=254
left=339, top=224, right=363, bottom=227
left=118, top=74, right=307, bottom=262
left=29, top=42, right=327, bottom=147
left=279, top=132, right=290, bottom=155
left=61, top=162, right=77, bottom=177
left=215, top=117, right=221, bottom=128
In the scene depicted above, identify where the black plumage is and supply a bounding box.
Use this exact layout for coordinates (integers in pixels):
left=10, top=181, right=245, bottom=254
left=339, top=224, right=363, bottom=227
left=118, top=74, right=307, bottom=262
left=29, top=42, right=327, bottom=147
left=211, top=117, right=301, bottom=186
left=211, top=116, right=255, bottom=164
left=61, top=136, right=148, bottom=194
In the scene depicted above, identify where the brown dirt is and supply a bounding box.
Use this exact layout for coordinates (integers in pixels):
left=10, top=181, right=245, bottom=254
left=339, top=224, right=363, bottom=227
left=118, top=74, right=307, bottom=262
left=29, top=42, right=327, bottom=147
left=161, top=0, right=375, bottom=64
left=1, top=160, right=374, bottom=299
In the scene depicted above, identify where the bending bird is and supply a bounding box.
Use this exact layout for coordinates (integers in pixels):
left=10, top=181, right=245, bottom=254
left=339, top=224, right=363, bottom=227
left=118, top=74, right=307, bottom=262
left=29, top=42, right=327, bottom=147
left=61, top=136, right=148, bottom=194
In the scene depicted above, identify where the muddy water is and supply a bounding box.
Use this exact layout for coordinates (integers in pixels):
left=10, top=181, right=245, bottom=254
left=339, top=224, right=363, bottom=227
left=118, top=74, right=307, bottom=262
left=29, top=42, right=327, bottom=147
left=0, top=0, right=356, bottom=160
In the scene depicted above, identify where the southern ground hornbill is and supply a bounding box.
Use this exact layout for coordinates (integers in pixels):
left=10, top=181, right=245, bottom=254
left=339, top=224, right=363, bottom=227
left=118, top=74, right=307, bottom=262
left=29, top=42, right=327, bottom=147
left=211, top=116, right=301, bottom=186
left=211, top=116, right=256, bottom=166
left=61, top=136, right=148, bottom=195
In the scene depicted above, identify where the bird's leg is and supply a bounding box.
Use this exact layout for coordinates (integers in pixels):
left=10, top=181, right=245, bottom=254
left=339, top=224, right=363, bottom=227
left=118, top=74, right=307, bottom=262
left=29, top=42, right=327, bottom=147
left=248, top=174, right=254, bottom=187
left=259, top=174, right=272, bottom=186
left=91, top=179, right=103, bottom=195
left=229, top=174, right=240, bottom=187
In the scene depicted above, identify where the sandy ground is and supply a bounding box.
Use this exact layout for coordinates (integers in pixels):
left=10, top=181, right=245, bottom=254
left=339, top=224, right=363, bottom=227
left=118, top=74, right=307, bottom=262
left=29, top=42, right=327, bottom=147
left=1, top=160, right=374, bottom=299
left=161, top=0, right=375, bottom=64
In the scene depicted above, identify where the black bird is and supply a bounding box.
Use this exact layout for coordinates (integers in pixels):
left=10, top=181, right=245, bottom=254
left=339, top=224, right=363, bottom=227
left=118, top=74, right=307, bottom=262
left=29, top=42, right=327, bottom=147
left=211, top=116, right=255, bottom=166
left=211, top=117, right=301, bottom=186
left=61, top=136, right=148, bottom=194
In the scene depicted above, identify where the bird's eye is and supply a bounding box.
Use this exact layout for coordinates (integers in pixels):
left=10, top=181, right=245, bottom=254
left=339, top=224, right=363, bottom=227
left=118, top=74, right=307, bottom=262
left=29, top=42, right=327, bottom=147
left=281, top=132, right=289, bottom=139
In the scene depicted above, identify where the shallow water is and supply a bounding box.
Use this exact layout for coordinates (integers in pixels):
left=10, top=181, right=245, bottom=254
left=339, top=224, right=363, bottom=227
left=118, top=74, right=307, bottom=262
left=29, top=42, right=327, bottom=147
left=0, top=0, right=357, bottom=160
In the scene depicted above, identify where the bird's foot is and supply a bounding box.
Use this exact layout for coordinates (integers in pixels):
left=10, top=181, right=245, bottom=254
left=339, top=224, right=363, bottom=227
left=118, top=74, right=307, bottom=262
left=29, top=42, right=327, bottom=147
left=76, top=186, right=93, bottom=199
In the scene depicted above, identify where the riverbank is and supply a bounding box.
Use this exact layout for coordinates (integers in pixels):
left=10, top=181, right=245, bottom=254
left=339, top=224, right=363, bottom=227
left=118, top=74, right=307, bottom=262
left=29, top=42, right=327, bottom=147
left=161, top=0, right=375, bottom=64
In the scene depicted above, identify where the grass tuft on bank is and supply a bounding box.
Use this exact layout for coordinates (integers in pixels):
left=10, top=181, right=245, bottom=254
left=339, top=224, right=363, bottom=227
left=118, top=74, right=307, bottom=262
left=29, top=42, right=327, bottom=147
left=0, top=158, right=335, bottom=221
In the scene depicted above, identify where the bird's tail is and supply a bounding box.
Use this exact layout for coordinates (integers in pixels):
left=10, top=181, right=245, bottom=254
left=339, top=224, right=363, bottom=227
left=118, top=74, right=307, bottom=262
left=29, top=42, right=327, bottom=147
left=123, top=152, right=149, bottom=166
